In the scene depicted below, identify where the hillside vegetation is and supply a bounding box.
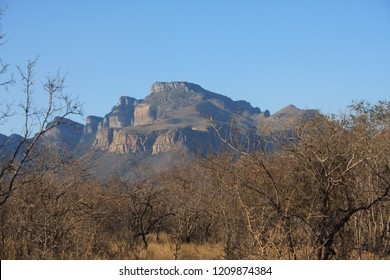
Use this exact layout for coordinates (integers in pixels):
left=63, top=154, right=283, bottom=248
left=1, top=100, right=389, bottom=260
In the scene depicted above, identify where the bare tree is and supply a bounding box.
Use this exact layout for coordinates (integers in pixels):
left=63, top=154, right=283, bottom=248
left=160, top=163, right=215, bottom=259
left=0, top=59, right=82, bottom=206
left=0, top=150, right=98, bottom=259
left=281, top=102, right=389, bottom=259
left=0, top=6, right=15, bottom=123
left=205, top=101, right=389, bottom=259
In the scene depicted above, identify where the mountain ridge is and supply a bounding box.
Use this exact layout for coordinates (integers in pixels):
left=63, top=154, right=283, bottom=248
left=0, top=82, right=317, bottom=177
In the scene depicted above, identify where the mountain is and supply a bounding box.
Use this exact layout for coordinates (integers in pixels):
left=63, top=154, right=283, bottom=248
left=0, top=133, right=24, bottom=159
left=41, top=117, right=85, bottom=151
left=1, top=82, right=317, bottom=177
left=254, top=104, right=318, bottom=131
left=93, top=81, right=264, bottom=155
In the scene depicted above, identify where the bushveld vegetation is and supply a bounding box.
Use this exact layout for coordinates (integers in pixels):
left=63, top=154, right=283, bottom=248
left=1, top=9, right=389, bottom=260
left=0, top=98, right=389, bottom=260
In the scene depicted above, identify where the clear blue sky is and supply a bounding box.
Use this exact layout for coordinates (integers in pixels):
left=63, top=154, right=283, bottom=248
left=1, top=0, right=389, bottom=135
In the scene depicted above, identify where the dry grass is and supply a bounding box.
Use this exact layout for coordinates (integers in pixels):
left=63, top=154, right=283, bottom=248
left=104, top=233, right=225, bottom=260
left=142, top=242, right=224, bottom=260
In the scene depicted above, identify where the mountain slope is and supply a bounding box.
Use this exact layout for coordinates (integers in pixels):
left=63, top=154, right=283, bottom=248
left=93, top=81, right=265, bottom=155
left=1, top=81, right=317, bottom=177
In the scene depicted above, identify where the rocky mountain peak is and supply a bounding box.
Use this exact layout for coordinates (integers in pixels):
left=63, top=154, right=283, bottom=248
left=41, top=117, right=85, bottom=150
left=101, top=96, right=140, bottom=128
left=151, top=81, right=204, bottom=94
left=47, top=116, right=84, bottom=129
left=117, top=96, right=139, bottom=107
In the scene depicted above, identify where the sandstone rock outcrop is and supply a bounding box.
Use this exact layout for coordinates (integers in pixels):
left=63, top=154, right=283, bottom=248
left=85, top=116, right=103, bottom=134
left=133, top=104, right=156, bottom=126
left=95, top=127, right=113, bottom=148
left=105, top=96, right=139, bottom=128
left=152, top=129, right=187, bottom=154
left=108, top=130, right=158, bottom=154
left=151, top=81, right=203, bottom=94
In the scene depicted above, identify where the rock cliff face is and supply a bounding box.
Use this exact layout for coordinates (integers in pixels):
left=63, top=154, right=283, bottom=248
left=85, top=116, right=103, bottom=134
left=95, top=127, right=113, bottom=148
left=133, top=104, right=156, bottom=125
left=108, top=130, right=157, bottom=154
left=152, top=129, right=186, bottom=154
left=107, top=96, right=139, bottom=128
